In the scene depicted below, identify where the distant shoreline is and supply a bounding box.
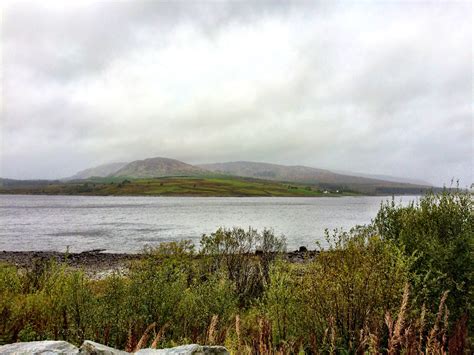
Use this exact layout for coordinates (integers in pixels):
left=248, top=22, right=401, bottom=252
left=0, top=175, right=435, bottom=197
left=0, top=192, right=424, bottom=198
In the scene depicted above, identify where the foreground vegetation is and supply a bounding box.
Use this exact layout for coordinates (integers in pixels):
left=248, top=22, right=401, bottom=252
left=0, top=189, right=472, bottom=353
left=0, top=176, right=358, bottom=197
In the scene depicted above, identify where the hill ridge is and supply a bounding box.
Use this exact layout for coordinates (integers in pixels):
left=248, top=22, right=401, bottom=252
left=111, top=156, right=207, bottom=178
left=64, top=157, right=433, bottom=194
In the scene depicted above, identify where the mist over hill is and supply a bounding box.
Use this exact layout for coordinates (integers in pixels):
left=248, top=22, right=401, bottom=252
left=199, top=161, right=432, bottom=193
left=110, top=157, right=207, bottom=179
left=57, top=157, right=435, bottom=195
left=332, top=170, right=432, bottom=186
left=65, top=162, right=128, bottom=180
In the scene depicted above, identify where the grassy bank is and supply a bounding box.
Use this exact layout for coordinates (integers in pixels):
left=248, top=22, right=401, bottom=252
left=0, top=176, right=359, bottom=197
left=0, top=190, right=472, bottom=353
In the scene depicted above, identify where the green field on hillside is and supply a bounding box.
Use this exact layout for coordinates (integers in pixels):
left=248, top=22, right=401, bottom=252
left=0, top=176, right=358, bottom=197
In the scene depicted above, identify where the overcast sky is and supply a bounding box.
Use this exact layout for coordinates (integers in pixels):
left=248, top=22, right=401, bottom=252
left=1, top=0, right=472, bottom=186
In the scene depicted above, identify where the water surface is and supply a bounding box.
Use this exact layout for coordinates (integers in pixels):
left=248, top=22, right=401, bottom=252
left=0, top=195, right=417, bottom=253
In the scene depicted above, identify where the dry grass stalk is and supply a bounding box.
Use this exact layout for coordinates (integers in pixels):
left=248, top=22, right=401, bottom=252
left=418, top=304, right=426, bottom=354
left=357, top=327, right=367, bottom=352
left=259, top=317, right=272, bottom=354
left=258, top=318, right=266, bottom=355
left=440, top=305, right=449, bottom=351
left=134, top=322, right=156, bottom=352
left=426, top=290, right=449, bottom=354
left=387, top=283, right=409, bottom=354
left=309, top=334, right=319, bottom=354
left=368, top=332, right=379, bottom=354
left=358, top=323, right=379, bottom=354
left=207, top=314, right=219, bottom=345
left=235, top=314, right=241, bottom=348
left=385, top=313, right=394, bottom=342
left=329, top=316, right=336, bottom=354
left=394, top=284, right=410, bottom=338
left=401, top=325, right=417, bottom=354
left=385, top=284, right=410, bottom=354
left=448, top=314, right=468, bottom=354
left=150, top=322, right=169, bottom=349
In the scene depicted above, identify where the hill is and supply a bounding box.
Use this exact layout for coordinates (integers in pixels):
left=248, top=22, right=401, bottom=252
left=332, top=170, right=432, bottom=186
left=64, top=162, right=128, bottom=180
left=5, top=157, right=435, bottom=196
left=198, top=161, right=432, bottom=194
left=110, top=157, right=207, bottom=178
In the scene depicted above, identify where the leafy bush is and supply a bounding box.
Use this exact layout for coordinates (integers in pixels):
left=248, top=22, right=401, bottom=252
left=374, top=189, right=473, bottom=323
left=200, top=227, right=286, bottom=306
left=263, top=230, right=413, bottom=353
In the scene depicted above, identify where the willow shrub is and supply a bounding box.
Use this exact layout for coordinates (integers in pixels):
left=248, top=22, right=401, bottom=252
left=0, top=261, right=95, bottom=344
left=200, top=227, right=286, bottom=307
left=374, top=188, right=473, bottom=323
left=263, top=230, right=413, bottom=353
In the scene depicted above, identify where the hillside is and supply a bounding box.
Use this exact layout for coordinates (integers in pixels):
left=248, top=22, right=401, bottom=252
left=5, top=157, right=435, bottom=196
left=65, top=162, right=128, bottom=180
left=332, top=170, right=432, bottom=186
left=111, top=157, right=207, bottom=178
left=0, top=176, right=355, bottom=197
left=199, top=161, right=432, bottom=194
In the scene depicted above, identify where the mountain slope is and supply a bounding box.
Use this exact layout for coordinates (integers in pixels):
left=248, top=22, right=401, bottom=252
left=332, top=170, right=432, bottom=186
left=65, top=162, right=128, bottom=180
left=198, top=161, right=431, bottom=193
left=64, top=158, right=433, bottom=194
left=199, top=161, right=380, bottom=184
left=111, top=157, right=207, bottom=178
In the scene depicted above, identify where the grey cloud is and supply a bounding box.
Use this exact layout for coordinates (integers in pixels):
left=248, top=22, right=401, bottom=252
left=1, top=0, right=472, bottom=186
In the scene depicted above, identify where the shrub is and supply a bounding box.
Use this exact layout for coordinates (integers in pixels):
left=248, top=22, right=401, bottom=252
left=263, top=229, right=413, bottom=353
left=374, top=188, right=473, bottom=324
left=262, top=261, right=303, bottom=351
left=200, top=227, right=286, bottom=306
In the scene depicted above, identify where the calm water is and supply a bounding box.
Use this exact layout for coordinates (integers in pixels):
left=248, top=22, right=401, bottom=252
left=0, top=195, right=418, bottom=253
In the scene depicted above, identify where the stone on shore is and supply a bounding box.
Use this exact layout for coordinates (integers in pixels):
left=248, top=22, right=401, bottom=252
left=0, top=340, right=79, bottom=354
left=136, top=344, right=229, bottom=354
left=80, top=341, right=129, bottom=355
left=0, top=341, right=229, bottom=355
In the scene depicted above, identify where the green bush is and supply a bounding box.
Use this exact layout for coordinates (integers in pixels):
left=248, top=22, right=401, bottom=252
left=200, top=227, right=286, bottom=306
left=263, top=231, right=413, bottom=353
left=374, top=189, right=473, bottom=322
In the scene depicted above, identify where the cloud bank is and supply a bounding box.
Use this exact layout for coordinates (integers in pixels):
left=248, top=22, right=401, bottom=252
left=1, top=0, right=472, bottom=186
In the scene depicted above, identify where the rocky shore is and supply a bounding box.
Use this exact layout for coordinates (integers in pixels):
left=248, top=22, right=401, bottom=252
left=0, top=249, right=138, bottom=269
left=0, top=247, right=319, bottom=277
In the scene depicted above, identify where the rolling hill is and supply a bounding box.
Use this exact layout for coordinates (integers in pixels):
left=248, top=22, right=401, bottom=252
left=110, top=157, right=207, bottom=178
left=65, top=162, right=128, bottom=180
left=332, top=170, right=432, bottom=186
left=3, top=157, right=435, bottom=196
left=198, top=161, right=432, bottom=194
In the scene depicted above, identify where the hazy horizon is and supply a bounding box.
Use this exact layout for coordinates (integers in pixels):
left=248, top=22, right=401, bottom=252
left=1, top=1, right=472, bottom=186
